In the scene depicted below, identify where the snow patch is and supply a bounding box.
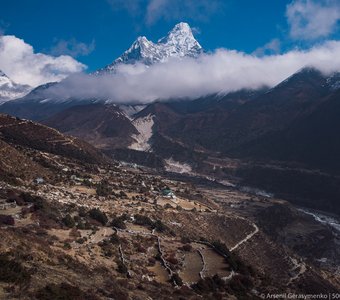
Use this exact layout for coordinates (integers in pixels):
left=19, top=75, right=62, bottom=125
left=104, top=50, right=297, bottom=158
left=326, top=73, right=340, bottom=90
left=129, top=114, right=154, bottom=151
left=119, top=104, right=147, bottom=120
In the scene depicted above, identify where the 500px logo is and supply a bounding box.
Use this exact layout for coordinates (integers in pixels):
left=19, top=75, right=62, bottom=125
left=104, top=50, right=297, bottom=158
left=259, top=293, right=340, bottom=299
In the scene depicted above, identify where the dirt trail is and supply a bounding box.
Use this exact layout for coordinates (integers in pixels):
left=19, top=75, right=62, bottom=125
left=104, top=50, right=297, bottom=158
left=230, top=221, right=259, bottom=252
left=89, top=227, right=114, bottom=244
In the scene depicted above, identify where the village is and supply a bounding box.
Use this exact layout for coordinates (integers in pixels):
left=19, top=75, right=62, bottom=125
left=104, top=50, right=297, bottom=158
left=0, top=149, right=339, bottom=299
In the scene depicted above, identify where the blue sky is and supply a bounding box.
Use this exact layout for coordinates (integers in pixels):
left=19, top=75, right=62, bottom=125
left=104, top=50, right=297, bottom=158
left=1, top=0, right=339, bottom=72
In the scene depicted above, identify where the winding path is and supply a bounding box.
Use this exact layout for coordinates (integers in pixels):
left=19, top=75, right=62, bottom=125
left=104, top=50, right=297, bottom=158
left=229, top=222, right=259, bottom=252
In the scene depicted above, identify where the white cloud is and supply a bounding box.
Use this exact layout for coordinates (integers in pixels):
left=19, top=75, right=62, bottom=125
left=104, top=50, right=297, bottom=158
left=286, top=0, right=340, bottom=40
left=48, top=40, right=340, bottom=103
left=49, top=38, right=95, bottom=57
left=253, top=39, right=281, bottom=56
left=0, top=35, right=86, bottom=87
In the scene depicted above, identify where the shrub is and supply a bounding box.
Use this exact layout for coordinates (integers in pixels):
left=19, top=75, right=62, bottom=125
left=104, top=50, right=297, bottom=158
left=20, top=192, right=45, bottom=210
left=76, top=221, right=86, bottom=230
left=167, top=255, right=178, bottom=265
left=88, top=208, right=108, bottom=226
left=78, top=207, right=87, bottom=217
left=171, top=273, right=183, bottom=286
left=0, top=215, right=15, bottom=226
left=153, top=220, right=167, bottom=232
left=111, top=216, right=126, bottom=229
left=109, top=234, right=120, bottom=244
left=134, top=214, right=153, bottom=227
left=96, top=181, right=112, bottom=197
left=104, top=249, right=113, bottom=257
left=180, top=244, right=192, bottom=252
left=211, top=241, right=253, bottom=276
left=83, top=179, right=93, bottom=187
left=212, top=241, right=231, bottom=258
left=164, top=203, right=173, bottom=209
left=62, top=214, right=75, bottom=228
left=63, top=242, right=72, bottom=250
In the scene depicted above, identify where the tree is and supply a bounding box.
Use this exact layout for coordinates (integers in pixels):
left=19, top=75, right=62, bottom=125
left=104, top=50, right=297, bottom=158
left=111, top=215, right=127, bottom=229
left=134, top=214, right=153, bottom=226
left=88, top=208, right=108, bottom=226
left=154, top=220, right=167, bottom=232
left=62, top=214, right=75, bottom=228
left=96, top=180, right=112, bottom=197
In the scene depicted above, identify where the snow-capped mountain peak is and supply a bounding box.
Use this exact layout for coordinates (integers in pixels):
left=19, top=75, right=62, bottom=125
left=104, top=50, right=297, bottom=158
left=130, top=36, right=154, bottom=53
left=96, top=22, right=203, bottom=74
left=0, top=70, right=32, bottom=103
left=158, top=22, right=202, bottom=58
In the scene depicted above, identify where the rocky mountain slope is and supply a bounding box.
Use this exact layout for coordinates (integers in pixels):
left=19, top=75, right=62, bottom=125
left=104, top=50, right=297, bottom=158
left=0, top=113, right=108, bottom=170
left=0, top=120, right=339, bottom=299
left=43, top=103, right=138, bottom=150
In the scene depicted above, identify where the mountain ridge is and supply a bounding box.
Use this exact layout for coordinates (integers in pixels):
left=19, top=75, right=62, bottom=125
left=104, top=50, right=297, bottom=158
left=96, top=22, right=203, bottom=74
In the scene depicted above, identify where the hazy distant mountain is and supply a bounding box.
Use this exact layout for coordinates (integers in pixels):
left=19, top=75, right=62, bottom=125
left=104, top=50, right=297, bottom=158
left=0, top=81, right=98, bottom=120
left=139, top=68, right=340, bottom=170
left=0, top=70, right=31, bottom=103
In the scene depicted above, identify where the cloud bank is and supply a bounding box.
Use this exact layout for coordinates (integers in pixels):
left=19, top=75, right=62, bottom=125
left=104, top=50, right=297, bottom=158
left=286, top=0, right=340, bottom=40
left=0, top=35, right=86, bottom=86
left=47, top=40, right=340, bottom=103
